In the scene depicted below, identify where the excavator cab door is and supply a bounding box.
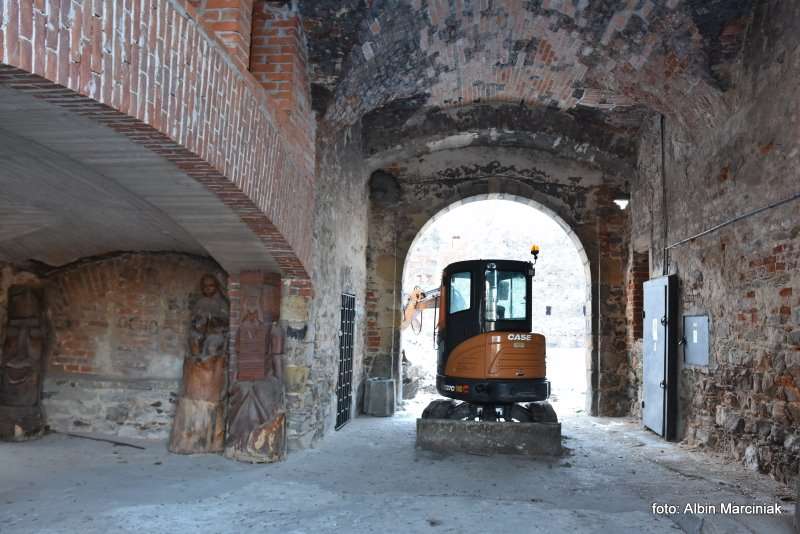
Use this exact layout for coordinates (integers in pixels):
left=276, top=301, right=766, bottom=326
left=439, top=267, right=478, bottom=373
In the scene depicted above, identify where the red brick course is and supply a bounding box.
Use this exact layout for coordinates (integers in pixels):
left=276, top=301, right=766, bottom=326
left=250, top=1, right=315, bottom=180
left=626, top=251, right=649, bottom=342
left=189, top=0, right=254, bottom=71
left=45, top=253, right=224, bottom=378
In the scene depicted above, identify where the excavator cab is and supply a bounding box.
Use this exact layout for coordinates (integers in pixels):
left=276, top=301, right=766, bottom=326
left=435, top=259, right=550, bottom=405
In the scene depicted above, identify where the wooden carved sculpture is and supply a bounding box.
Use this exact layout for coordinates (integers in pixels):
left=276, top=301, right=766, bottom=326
left=225, top=275, right=286, bottom=463
left=169, top=274, right=229, bottom=453
left=0, top=286, right=46, bottom=440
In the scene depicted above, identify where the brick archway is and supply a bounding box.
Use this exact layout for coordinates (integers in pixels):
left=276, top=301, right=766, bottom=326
left=0, top=0, right=311, bottom=278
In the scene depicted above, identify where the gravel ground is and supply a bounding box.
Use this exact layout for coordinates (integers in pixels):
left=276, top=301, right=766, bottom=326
left=0, top=395, right=795, bottom=534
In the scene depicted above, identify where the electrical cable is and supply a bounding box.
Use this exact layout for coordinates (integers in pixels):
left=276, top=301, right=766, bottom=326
left=664, top=191, right=800, bottom=251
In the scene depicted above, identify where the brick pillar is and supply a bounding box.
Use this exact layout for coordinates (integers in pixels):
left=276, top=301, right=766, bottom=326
left=594, top=186, right=631, bottom=416
left=233, top=271, right=281, bottom=381
left=626, top=251, right=649, bottom=343
left=189, top=0, right=255, bottom=71
left=250, top=1, right=315, bottom=178
left=225, top=270, right=286, bottom=462
left=227, top=273, right=242, bottom=385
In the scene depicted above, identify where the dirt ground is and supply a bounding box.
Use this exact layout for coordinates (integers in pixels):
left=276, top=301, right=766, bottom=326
left=1, top=393, right=795, bottom=534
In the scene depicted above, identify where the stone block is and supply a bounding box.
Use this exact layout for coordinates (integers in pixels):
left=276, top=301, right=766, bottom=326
left=416, top=419, right=562, bottom=457
left=724, top=414, right=744, bottom=434
left=744, top=445, right=760, bottom=471
left=364, top=378, right=395, bottom=417
left=284, top=365, right=310, bottom=393
left=281, top=295, right=310, bottom=322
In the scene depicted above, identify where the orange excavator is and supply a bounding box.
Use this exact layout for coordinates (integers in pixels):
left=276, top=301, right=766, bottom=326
left=403, top=247, right=557, bottom=423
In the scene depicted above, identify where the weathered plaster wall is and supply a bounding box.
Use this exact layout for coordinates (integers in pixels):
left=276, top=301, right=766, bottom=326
left=40, top=253, right=225, bottom=439
left=632, top=1, right=800, bottom=483
left=366, top=144, right=631, bottom=415
left=283, top=124, right=368, bottom=449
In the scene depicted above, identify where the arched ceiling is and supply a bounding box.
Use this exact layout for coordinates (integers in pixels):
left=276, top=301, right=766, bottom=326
left=300, top=0, right=755, bottom=137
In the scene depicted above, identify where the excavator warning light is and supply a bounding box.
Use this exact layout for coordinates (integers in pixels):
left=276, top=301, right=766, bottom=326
left=530, top=245, right=540, bottom=258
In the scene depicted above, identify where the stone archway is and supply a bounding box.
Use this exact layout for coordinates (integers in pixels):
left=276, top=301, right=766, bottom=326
left=365, top=175, right=629, bottom=417
left=399, top=193, right=593, bottom=410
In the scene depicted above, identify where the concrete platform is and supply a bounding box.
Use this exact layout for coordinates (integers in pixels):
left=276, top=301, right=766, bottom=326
left=416, top=418, right=562, bottom=456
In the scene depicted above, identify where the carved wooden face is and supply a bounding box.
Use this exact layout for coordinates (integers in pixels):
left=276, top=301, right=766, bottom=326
left=201, top=275, right=219, bottom=298
left=1, top=287, right=44, bottom=407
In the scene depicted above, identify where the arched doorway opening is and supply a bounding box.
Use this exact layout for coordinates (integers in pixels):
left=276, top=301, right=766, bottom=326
left=399, top=195, right=591, bottom=417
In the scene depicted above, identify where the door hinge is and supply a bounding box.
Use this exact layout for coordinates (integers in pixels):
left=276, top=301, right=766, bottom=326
left=641, top=400, right=645, bottom=408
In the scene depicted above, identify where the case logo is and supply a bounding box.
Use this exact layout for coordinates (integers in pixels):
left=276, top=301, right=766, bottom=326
left=507, top=334, right=532, bottom=341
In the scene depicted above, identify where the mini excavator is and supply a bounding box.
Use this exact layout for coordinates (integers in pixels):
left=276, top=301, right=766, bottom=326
left=404, top=246, right=560, bottom=453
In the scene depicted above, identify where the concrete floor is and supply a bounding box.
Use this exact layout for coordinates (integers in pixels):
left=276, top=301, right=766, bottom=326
left=0, top=401, right=795, bottom=533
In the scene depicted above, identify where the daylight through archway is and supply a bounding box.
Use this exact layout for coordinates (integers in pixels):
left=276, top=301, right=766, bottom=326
left=400, top=197, right=589, bottom=416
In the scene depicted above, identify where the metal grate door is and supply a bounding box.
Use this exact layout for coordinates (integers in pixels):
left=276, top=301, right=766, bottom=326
left=336, top=293, right=356, bottom=430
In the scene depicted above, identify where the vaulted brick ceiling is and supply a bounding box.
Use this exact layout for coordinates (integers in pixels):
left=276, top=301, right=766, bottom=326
left=300, top=0, right=755, bottom=136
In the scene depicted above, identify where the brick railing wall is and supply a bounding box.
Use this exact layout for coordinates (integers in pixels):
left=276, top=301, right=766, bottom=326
left=0, top=0, right=313, bottom=278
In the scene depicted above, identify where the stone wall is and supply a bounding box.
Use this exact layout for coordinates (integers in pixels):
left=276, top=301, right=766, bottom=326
left=631, top=1, right=800, bottom=483
left=625, top=251, right=649, bottom=417
left=31, top=253, right=223, bottom=439
left=366, top=143, right=631, bottom=415
left=282, top=124, right=368, bottom=448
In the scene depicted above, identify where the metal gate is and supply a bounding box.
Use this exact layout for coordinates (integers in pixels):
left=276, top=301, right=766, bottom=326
left=336, top=293, right=356, bottom=430
left=642, top=275, right=678, bottom=440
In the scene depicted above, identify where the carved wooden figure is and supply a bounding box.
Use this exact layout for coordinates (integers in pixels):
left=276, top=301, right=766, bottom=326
left=169, top=274, right=229, bottom=454
left=225, top=274, right=286, bottom=463
left=0, top=286, right=46, bottom=440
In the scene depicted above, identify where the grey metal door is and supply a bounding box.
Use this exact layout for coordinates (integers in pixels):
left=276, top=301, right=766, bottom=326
left=642, top=275, right=678, bottom=439
left=643, top=280, right=666, bottom=435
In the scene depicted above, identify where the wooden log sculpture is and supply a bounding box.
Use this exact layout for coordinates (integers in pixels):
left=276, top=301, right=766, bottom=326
left=224, top=275, right=286, bottom=463
left=0, top=286, right=46, bottom=441
left=169, top=274, right=229, bottom=454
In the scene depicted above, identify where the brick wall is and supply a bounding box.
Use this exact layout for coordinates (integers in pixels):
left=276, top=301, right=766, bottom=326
left=325, top=0, right=725, bottom=134
left=230, top=270, right=281, bottom=382
left=625, top=250, right=649, bottom=416
left=626, top=251, right=649, bottom=342
left=40, top=252, right=225, bottom=439
left=189, top=0, right=254, bottom=71
left=45, top=253, right=224, bottom=379
left=250, top=1, right=315, bottom=179
left=0, top=0, right=313, bottom=278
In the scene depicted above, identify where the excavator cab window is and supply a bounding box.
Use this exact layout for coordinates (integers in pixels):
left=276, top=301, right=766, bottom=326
left=485, top=267, right=527, bottom=330
left=448, top=272, right=471, bottom=314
